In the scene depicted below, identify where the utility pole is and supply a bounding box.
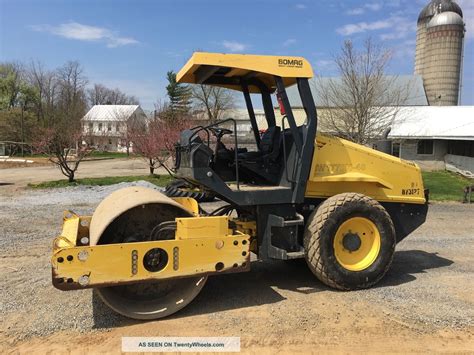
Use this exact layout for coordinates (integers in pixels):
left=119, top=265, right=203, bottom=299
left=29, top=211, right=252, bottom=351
left=21, top=104, right=25, bottom=157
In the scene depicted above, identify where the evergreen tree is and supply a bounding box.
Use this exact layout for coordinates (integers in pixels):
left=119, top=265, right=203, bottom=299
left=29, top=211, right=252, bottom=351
left=165, top=71, right=191, bottom=120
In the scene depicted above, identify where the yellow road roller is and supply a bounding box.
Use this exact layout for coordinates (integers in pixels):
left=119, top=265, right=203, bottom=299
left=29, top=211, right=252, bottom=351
left=51, top=52, right=428, bottom=320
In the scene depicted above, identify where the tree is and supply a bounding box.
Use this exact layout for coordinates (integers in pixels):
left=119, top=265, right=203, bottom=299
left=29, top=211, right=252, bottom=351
left=0, top=62, right=23, bottom=109
left=27, top=61, right=59, bottom=125
left=33, top=124, right=91, bottom=182
left=315, top=38, right=411, bottom=145
left=165, top=71, right=191, bottom=120
left=87, top=84, right=139, bottom=106
left=114, top=107, right=144, bottom=156
left=130, top=105, right=188, bottom=175
left=87, top=84, right=109, bottom=105
left=191, top=85, right=234, bottom=123
left=31, top=61, right=90, bottom=182
left=56, top=61, right=88, bottom=119
left=0, top=63, right=37, bottom=153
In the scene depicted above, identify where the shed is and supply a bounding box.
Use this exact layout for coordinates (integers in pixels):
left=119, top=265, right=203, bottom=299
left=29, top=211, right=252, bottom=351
left=387, top=106, right=474, bottom=172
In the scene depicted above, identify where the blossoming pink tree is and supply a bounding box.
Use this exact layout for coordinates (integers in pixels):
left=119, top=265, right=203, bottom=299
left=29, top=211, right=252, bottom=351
left=33, top=125, right=92, bottom=182
left=130, top=118, right=188, bottom=175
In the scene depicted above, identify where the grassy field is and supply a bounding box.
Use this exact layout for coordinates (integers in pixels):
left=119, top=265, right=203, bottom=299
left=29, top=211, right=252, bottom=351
left=28, top=174, right=173, bottom=189
left=422, top=171, right=473, bottom=202
left=16, top=151, right=130, bottom=160
left=27, top=170, right=472, bottom=202
left=88, top=151, right=130, bottom=159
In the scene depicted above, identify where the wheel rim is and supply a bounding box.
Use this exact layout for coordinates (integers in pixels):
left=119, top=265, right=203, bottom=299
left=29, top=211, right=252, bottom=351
left=333, top=217, right=381, bottom=271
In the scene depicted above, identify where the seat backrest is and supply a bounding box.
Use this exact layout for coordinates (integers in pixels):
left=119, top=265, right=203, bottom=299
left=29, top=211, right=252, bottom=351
left=180, top=129, right=202, bottom=146
left=259, top=126, right=281, bottom=154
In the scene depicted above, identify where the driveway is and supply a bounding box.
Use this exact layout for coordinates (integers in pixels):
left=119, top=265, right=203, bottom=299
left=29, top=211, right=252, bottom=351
left=0, top=158, right=167, bottom=188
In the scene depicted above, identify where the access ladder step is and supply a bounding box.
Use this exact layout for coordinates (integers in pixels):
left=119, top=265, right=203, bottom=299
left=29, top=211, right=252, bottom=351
left=286, top=251, right=305, bottom=259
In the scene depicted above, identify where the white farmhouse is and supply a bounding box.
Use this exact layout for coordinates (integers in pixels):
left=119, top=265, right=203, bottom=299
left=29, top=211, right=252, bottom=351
left=82, top=105, right=147, bottom=152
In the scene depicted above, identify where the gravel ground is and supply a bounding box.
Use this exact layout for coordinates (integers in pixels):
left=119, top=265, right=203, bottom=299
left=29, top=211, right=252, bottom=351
left=0, top=181, right=165, bottom=340
left=1, top=183, right=473, bottom=353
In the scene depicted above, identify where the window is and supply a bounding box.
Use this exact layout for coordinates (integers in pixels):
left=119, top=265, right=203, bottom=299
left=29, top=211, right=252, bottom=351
left=108, top=124, right=112, bottom=131
left=448, top=140, right=474, bottom=158
left=417, top=140, right=434, bottom=155
left=98, top=123, right=103, bottom=131
left=391, top=142, right=400, bottom=157
left=88, top=123, right=93, bottom=131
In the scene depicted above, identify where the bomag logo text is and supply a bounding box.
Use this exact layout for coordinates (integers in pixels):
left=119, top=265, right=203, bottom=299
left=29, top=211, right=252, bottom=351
left=278, top=59, right=303, bottom=68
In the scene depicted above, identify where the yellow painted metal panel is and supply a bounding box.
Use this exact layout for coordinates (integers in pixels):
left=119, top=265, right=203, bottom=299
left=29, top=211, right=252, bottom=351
left=57, top=215, right=79, bottom=248
left=52, top=213, right=251, bottom=290
left=306, top=133, right=426, bottom=204
left=313, top=173, right=394, bottom=190
left=52, top=234, right=250, bottom=290
left=54, top=212, right=91, bottom=250
left=171, top=197, right=200, bottom=216
left=233, top=220, right=257, bottom=238
left=175, top=216, right=229, bottom=239
left=177, top=52, right=313, bottom=93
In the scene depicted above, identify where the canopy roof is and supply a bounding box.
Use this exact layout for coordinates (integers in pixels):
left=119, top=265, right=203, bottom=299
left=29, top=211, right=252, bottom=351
left=176, top=52, right=314, bottom=93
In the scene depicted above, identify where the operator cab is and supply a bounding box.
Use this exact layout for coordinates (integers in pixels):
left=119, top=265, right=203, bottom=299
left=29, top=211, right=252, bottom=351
left=174, top=52, right=318, bottom=206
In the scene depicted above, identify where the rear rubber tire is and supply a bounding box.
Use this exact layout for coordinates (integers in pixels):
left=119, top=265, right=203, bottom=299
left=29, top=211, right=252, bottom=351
left=304, top=193, right=396, bottom=290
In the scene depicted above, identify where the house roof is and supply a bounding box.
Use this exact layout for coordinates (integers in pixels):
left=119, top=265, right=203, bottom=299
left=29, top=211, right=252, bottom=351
left=388, top=106, right=474, bottom=140
left=286, top=75, right=428, bottom=107
left=82, top=105, right=141, bottom=121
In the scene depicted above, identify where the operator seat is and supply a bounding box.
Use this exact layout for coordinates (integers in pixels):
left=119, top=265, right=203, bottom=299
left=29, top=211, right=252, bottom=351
left=238, top=126, right=281, bottom=162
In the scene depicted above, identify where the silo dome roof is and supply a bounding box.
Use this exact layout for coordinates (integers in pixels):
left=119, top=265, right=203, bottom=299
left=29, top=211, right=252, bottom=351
left=418, top=0, right=463, bottom=24
left=427, top=11, right=464, bottom=28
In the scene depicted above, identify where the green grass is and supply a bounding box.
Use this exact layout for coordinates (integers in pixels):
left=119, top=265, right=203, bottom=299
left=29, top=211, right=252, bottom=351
left=422, top=171, right=473, bottom=202
left=88, top=151, right=130, bottom=159
left=26, top=170, right=474, bottom=202
left=19, top=151, right=130, bottom=159
left=28, top=174, right=173, bottom=189
left=12, top=153, right=48, bottom=158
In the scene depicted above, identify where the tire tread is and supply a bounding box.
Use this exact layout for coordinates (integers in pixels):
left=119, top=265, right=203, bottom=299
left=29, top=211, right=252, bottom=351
left=304, top=193, right=395, bottom=290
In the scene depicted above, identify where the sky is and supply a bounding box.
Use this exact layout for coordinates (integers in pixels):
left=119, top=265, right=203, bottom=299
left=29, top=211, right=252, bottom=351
left=1, top=0, right=473, bottom=110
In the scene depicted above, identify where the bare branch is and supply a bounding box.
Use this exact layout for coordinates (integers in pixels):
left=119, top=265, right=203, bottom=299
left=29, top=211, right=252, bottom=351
left=315, top=38, right=411, bottom=145
left=191, top=84, right=235, bottom=123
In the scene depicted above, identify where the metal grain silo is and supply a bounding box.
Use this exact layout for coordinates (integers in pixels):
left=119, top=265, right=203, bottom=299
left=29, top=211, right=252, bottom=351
left=424, top=11, right=465, bottom=105
left=414, top=1, right=465, bottom=106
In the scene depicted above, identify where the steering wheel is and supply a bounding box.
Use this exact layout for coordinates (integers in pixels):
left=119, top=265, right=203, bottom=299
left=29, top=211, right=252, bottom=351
left=209, top=127, right=233, bottom=138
